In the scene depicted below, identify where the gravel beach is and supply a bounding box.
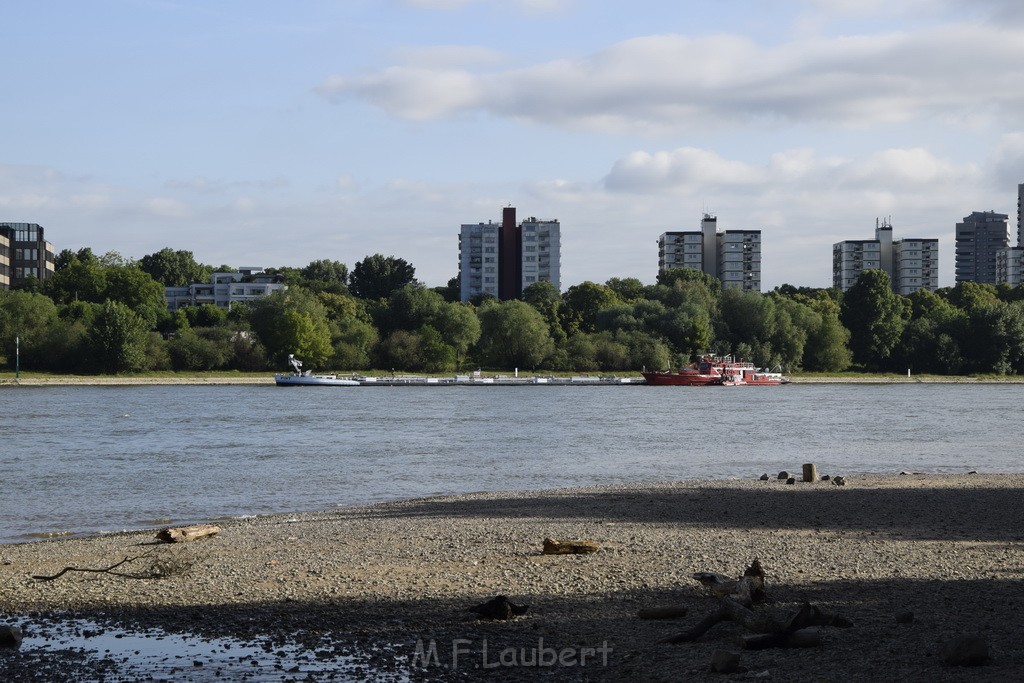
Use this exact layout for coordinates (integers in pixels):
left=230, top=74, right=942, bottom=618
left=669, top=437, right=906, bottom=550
left=2, top=474, right=1023, bottom=681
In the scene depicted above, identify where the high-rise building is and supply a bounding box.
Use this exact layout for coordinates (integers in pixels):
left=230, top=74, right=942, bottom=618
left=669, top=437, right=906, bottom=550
left=832, top=219, right=938, bottom=294
left=657, top=214, right=761, bottom=291
left=995, top=185, right=1024, bottom=286
left=1018, top=183, right=1024, bottom=246
left=955, top=211, right=1009, bottom=284
left=0, top=222, right=56, bottom=290
left=458, top=207, right=560, bottom=302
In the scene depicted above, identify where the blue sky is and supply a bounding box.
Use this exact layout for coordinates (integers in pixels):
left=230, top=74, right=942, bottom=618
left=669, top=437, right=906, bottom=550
left=4, top=0, right=1024, bottom=289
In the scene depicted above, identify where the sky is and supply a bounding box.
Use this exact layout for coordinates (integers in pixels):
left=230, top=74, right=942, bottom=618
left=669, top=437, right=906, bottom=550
left=4, top=0, right=1024, bottom=290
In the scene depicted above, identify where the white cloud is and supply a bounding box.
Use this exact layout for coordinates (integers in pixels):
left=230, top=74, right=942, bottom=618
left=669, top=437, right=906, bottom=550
left=319, top=23, right=1024, bottom=133
left=144, top=197, right=191, bottom=219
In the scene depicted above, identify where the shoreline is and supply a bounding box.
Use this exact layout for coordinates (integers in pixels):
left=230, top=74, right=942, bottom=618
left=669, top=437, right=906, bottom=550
left=3, top=374, right=1024, bottom=386
left=2, top=474, right=1023, bottom=680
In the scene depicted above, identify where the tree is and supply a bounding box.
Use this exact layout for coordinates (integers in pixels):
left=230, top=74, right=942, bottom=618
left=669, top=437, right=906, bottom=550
left=103, top=265, right=166, bottom=311
left=248, top=289, right=333, bottom=368
left=561, top=281, right=620, bottom=335
left=302, top=259, right=348, bottom=285
left=87, top=300, right=150, bottom=373
left=475, top=300, right=553, bottom=369
left=0, top=291, right=59, bottom=368
left=331, top=317, right=378, bottom=370
left=44, top=258, right=107, bottom=305
left=605, top=277, right=647, bottom=302
left=167, top=328, right=229, bottom=371
left=349, top=254, right=416, bottom=300
left=840, top=270, right=910, bottom=370
left=433, top=302, right=481, bottom=367
left=300, top=260, right=349, bottom=293
left=138, top=248, right=211, bottom=287
left=656, top=267, right=721, bottom=294
left=55, top=247, right=97, bottom=272
left=435, top=276, right=461, bottom=303
left=523, top=280, right=567, bottom=346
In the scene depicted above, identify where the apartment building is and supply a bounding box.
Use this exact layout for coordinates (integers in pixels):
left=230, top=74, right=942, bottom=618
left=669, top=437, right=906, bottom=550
left=658, top=214, right=761, bottom=291
left=0, top=222, right=56, bottom=290
left=458, top=207, right=561, bottom=302
left=996, top=185, right=1024, bottom=286
left=833, top=219, right=938, bottom=294
left=956, top=211, right=1009, bottom=285
left=165, top=268, right=286, bottom=311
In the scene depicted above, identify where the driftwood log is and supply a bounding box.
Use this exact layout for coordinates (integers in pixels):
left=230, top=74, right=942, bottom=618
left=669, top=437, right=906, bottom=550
left=156, top=524, right=220, bottom=543
left=542, top=538, right=599, bottom=554
left=664, top=561, right=851, bottom=648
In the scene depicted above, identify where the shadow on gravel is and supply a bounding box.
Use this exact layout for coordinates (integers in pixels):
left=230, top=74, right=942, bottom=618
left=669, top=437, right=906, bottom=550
left=5, top=574, right=1024, bottom=682
left=353, top=482, right=1024, bottom=543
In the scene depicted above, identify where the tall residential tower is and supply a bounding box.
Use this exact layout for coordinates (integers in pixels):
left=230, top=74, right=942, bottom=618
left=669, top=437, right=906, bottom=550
left=458, top=207, right=560, bottom=302
left=832, top=219, right=938, bottom=294
left=955, top=211, right=1009, bottom=285
left=657, top=214, right=761, bottom=291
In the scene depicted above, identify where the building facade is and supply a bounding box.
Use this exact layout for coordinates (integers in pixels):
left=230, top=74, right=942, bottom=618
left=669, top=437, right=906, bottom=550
left=458, top=207, right=560, bottom=302
left=0, top=222, right=56, bottom=290
left=955, top=211, right=1008, bottom=285
left=165, top=268, right=286, bottom=311
left=832, top=219, right=938, bottom=294
left=658, top=214, right=761, bottom=291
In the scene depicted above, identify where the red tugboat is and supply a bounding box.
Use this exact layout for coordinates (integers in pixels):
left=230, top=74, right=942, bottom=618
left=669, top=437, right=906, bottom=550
left=641, top=355, right=790, bottom=386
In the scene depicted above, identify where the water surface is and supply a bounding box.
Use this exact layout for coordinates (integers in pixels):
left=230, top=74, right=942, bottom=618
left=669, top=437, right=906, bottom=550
left=1, top=383, right=1019, bottom=542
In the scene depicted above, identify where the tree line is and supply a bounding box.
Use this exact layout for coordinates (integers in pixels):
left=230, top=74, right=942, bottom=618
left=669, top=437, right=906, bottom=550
left=1, top=246, right=1022, bottom=375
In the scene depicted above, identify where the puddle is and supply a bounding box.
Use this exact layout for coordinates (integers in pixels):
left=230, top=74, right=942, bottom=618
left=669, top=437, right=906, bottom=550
left=2, top=614, right=408, bottom=681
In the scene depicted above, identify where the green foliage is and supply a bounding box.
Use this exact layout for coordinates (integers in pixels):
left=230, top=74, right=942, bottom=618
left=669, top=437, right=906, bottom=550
left=475, top=300, right=553, bottom=369
left=840, top=270, right=910, bottom=370
left=605, top=277, right=647, bottom=303
left=0, top=290, right=59, bottom=368
left=138, top=248, right=212, bottom=287
left=656, top=267, right=721, bottom=294
left=561, top=281, right=620, bottom=335
left=349, top=254, right=416, bottom=300
left=183, top=304, right=228, bottom=328
left=330, top=317, right=378, bottom=370
left=87, top=300, right=150, bottom=373
left=249, top=290, right=333, bottom=368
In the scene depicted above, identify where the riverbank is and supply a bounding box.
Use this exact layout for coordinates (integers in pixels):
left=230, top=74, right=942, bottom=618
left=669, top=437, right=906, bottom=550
left=2, top=474, right=1022, bottom=680
left=3, top=373, right=1024, bottom=385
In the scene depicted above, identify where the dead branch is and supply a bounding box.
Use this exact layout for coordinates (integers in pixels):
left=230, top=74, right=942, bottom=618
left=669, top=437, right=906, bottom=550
left=31, top=550, right=188, bottom=581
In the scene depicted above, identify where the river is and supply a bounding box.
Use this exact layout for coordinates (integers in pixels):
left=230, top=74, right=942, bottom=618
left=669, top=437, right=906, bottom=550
left=1, top=383, right=1020, bottom=543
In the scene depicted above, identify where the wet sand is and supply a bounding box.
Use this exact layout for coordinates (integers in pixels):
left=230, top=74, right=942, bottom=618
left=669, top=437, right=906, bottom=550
left=2, top=474, right=1023, bottom=680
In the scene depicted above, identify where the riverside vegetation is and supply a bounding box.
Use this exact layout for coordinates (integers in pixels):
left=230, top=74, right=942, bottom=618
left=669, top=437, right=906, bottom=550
left=3, top=246, right=1024, bottom=377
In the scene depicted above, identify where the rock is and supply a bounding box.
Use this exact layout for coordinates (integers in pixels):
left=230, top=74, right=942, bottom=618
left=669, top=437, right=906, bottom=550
left=967, top=470, right=978, bottom=475
left=832, top=476, right=846, bottom=486
left=786, top=477, right=796, bottom=485
left=942, top=635, right=990, bottom=667
left=895, top=610, right=914, bottom=624
left=710, top=649, right=741, bottom=673
left=759, top=473, right=770, bottom=481
left=821, top=475, right=831, bottom=481
left=777, top=471, right=790, bottom=480
left=0, top=625, right=23, bottom=648
left=468, top=595, right=529, bottom=620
